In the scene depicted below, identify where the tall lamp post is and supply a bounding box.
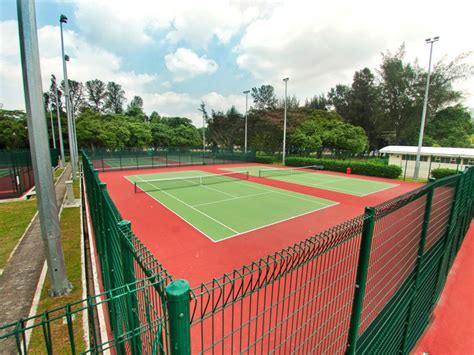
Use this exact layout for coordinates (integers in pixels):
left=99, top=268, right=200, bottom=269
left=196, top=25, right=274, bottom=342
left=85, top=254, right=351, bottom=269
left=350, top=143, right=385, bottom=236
left=59, top=14, right=77, bottom=178
left=282, top=77, right=289, bottom=165
left=55, top=85, right=66, bottom=166
left=243, top=90, right=250, bottom=153
left=202, top=109, right=206, bottom=152
left=49, top=100, right=56, bottom=149
left=17, top=0, right=71, bottom=295
left=414, top=36, right=439, bottom=179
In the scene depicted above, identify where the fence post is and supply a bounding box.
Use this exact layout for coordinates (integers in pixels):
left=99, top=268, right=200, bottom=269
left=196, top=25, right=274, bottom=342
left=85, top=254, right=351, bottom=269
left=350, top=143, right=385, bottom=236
left=346, top=207, right=376, bottom=355
left=401, top=184, right=434, bottom=353
left=166, top=279, right=191, bottom=355
left=433, top=175, right=462, bottom=303
left=118, top=220, right=142, bottom=354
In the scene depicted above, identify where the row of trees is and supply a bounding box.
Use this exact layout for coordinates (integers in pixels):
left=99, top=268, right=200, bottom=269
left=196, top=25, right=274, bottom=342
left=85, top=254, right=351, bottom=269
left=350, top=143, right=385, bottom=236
left=1, top=45, right=472, bottom=152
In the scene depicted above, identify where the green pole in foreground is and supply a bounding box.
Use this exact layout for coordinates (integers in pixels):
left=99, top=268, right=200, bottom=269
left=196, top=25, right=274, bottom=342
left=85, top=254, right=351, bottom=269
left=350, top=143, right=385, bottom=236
left=166, top=279, right=191, bottom=355
left=346, top=207, right=376, bottom=354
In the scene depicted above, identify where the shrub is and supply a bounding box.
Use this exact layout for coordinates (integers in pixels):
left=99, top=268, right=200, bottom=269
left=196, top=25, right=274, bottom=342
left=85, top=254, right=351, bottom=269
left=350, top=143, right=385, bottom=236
left=255, top=155, right=278, bottom=164
left=431, top=168, right=459, bottom=179
left=285, top=156, right=402, bottom=179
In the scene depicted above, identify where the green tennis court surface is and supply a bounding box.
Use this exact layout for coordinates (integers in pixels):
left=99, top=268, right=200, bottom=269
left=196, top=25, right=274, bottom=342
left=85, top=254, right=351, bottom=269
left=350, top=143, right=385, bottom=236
left=104, top=157, right=165, bottom=168
left=222, top=166, right=398, bottom=197
left=126, top=170, right=337, bottom=242
left=0, top=168, right=10, bottom=177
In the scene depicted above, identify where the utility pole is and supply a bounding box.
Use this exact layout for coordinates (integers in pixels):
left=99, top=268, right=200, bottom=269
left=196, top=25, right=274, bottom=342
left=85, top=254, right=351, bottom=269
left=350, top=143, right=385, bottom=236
left=55, top=85, right=66, bottom=166
left=282, top=77, right=289, bottom=165
left=243, top=90, right=250, bottom=153
left=17, top=0, right=71, bottom=296
left=414, top=36, right=439, bottom=179
left=59, top=15, right=77, bottom=178
left=49, top=100, right=56, bottom=149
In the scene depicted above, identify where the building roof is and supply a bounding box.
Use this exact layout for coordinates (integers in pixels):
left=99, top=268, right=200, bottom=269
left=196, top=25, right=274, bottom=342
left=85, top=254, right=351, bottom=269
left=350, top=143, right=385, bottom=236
left=380, top=145, right=474, bottom=158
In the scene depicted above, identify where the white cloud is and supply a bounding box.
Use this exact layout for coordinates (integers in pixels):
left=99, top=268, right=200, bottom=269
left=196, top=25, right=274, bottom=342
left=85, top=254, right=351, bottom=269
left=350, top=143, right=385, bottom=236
left=72, top=0, right=269, bottom=51
left=0, top=21, right=158, bottom=110
left=165, top=48, right=218, bottom=81
left=234, top=0, right=474, bottom=104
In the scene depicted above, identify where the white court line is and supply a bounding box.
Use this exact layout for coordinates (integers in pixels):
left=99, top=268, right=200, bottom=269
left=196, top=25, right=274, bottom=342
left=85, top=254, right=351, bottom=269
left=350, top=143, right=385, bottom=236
left=214, top=201, right=339, bottom=243
left=135, top=175, right=239, bottom=234
left=131, top=171, right=338, bottom=243
left=193, top=191, right=273, bottom=207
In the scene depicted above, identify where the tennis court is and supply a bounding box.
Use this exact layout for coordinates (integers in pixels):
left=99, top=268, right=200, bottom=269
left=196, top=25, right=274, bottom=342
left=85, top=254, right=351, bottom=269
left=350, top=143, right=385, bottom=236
left=126, top=170, right=337, bottom=241
left=0, top=168, right=10, bottom=178
left=222, top=165, right=398, bottom=196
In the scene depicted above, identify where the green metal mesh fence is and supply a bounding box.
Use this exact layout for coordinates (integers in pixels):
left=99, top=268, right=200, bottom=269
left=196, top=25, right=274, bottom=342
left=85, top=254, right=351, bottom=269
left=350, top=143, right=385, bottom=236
left=0, top=149, right=59, bottom=199
left=1, top=153, right=472, bottom=354
left=85, top=147, right=256, bottom=172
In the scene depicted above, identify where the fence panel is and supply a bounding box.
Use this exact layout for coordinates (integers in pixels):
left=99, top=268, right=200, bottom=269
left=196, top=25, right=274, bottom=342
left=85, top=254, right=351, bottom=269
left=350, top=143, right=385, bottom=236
left=189, top=216, right=365, bottom=354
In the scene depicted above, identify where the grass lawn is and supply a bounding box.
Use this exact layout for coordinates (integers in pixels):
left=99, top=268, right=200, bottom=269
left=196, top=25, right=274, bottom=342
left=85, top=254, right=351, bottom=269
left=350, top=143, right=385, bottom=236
left=0, top=199, right=37, bottom=271
left=28, top=179, right=85, bottom=353
left=54, top=167, right=65, bottom=179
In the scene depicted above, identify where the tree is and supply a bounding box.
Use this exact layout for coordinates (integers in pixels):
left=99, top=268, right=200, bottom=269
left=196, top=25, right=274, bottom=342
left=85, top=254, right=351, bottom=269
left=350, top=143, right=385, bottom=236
left=278, top=95, right=300, bottom=110
left=346, top=68, right=382, bottom=149
left=85, top=79, right=107, bottom=112
left=0, top=109, right=28, bottom=148
left=104, top=82, right=126, bottom=114
left=327, top=84, right=351, bottom=119
left=251, top=85, right=278, bottom=110
left=207, top=106, right=244, bottom=149
left=62, top=79, right=86, bottom=115
left=289, top=110, right=368, bottom=153
left=425, top=105, right=472, bottom=147
left=126, top=95, right=146, bottom=119
left=305, top=94, right=330, bottom=111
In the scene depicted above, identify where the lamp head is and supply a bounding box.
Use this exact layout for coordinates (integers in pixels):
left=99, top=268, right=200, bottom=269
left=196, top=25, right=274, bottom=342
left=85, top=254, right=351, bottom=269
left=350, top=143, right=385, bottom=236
left=282, top=77, right=289, bottom=82
left=243, top=90, right=250, bottom=94
left=60, top=14, right=68, bottom=23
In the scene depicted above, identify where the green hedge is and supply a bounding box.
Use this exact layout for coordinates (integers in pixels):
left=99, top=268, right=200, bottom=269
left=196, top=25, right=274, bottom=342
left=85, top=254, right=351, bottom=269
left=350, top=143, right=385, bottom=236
left=431, top=168, right=459, bottom=179
left=285, top=156, right=402, bottom=179
left=255, top=155, right=278, bottom=164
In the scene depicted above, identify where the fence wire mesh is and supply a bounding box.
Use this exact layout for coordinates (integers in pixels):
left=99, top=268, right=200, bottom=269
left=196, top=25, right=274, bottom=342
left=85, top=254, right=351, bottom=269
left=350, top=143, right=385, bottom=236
left=1, top=152, right=472, bottom=355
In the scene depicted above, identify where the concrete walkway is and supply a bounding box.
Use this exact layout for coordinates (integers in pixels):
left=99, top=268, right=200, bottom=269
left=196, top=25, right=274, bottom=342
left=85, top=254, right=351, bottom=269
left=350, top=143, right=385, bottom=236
left=0, top=165, right=71, bottom=352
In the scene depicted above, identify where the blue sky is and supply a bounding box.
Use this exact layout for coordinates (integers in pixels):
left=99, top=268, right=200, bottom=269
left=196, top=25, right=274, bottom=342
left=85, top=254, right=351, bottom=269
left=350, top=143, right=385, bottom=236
left=1, top=0, right=472, bottom=125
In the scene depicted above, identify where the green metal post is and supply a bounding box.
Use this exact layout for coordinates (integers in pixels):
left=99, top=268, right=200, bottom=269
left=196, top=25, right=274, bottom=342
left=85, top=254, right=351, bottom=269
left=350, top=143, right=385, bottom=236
left=346, top=207, right=376, bottom=355
left=433, top=175, right=462, bottom=303
left=118, top=220, right=142, bottom=353
left=166, top=279, right=191, bottom=355
left=401, top=184, right=434, bottom=353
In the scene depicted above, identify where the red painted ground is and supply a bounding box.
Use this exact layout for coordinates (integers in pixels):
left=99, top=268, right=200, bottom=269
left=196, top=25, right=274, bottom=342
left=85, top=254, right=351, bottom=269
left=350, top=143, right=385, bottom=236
left=100, top=163, right=422, bottom=286
left=412, top=222, right=474, bottom=355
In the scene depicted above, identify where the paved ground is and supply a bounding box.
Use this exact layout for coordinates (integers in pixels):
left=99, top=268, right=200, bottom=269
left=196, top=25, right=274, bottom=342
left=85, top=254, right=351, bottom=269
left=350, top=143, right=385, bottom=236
left=0, top=165, right=71, bottom=353
left=412, top=222, right=474, bottom=354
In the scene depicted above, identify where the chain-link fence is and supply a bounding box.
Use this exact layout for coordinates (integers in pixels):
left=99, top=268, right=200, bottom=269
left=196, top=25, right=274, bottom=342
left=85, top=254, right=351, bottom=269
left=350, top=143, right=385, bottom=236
left=1, top=152, right=472, bottom=354
left=0, top=149, right=59, bottom=199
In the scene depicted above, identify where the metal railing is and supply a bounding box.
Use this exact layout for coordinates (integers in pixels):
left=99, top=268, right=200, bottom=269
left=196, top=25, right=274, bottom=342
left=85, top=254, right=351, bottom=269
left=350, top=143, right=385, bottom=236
left=1, top=152, right=472, bottom=354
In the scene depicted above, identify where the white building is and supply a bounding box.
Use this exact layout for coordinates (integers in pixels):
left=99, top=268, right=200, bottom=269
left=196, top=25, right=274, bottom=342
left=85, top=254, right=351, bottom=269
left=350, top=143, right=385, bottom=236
left=380, top=146, right=474, bottom=179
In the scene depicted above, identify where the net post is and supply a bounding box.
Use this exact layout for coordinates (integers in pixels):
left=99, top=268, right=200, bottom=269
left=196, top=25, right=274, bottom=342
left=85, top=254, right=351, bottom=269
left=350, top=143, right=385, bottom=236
left=346, top=207, right=376, bottom=355
left=401, top=185, right=434, bottom=353
left=134, top=181, right=137, bottom=193
left=166, top=279, right=191, bottom=355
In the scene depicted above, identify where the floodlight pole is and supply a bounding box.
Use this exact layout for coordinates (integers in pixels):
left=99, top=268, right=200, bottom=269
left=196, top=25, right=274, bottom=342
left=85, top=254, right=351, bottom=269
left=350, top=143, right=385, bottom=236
left=414, top=36, right=439, bottom=179
left=60, top=14, right=77, bottom=178
left=17, top=0, right=71, bottom=296
left=282, top=77, right=289, bottom=165
left=55, top=85, right=66, bottom=166
left=49, top=101, right=56, bottom=149
left=202, top=110, right=206, bottom=152
left=243, top=90, right=250, bottom=153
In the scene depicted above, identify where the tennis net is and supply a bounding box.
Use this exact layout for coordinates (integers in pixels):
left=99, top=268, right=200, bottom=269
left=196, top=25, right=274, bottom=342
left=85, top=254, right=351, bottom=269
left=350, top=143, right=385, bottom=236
left=258, top=165, right=324, bottom=178
left=134, top=171, right=249, bottom=193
